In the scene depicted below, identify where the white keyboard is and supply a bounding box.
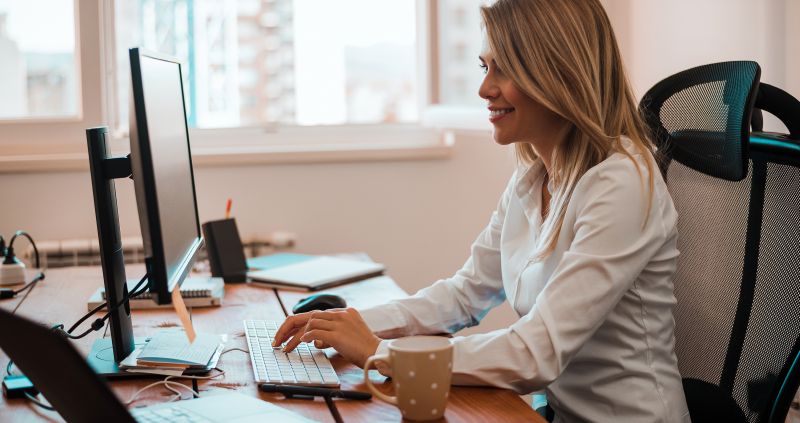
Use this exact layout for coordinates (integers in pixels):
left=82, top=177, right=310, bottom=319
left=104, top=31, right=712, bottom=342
left=132, top=406, right=209, bottom=423
left=244, top=320, right=340, bottom=387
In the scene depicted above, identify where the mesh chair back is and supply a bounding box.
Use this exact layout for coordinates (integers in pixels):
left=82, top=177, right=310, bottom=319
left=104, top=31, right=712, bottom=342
left=640, top=61, right=800, bottom=423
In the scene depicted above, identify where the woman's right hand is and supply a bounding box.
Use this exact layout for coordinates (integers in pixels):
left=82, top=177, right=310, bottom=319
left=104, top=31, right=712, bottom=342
left=272, top=311, right=344, bottom=350
left=272, top=308, right=382, bottom=368
left=272, top=311, right=319, bottom=351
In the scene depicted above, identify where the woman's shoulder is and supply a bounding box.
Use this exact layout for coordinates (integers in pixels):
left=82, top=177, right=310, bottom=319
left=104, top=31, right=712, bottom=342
left=572, top=137, right=661, bottom=208
left=584, top=137, right=651, bottom=180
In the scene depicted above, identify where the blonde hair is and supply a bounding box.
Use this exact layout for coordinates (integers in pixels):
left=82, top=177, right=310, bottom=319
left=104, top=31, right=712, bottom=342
left=480, top=0, right=656, bottom=259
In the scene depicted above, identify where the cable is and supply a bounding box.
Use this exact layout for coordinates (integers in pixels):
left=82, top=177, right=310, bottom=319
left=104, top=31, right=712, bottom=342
left=125, top=368, right=225, bottom=406
left=24, top=392, right=55, bottom=411
left=8, top=231, right=40, bottom=269
left=0, top=272, right=46, bottom=302
left=54, top=274, right=148, bottom=340
left=126, top=379, right=199, bottom=406
left=10, top=274, right=40, bottom=315
left=220, top=348, right=249, bottom=356
left=13, top=272, right=45, bottom=295
left=6, top=355, right=55, bottom=413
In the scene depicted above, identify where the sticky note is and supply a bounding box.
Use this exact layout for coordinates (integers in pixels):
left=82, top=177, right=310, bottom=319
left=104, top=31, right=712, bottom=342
left=172, top=288, right=196, bottom=343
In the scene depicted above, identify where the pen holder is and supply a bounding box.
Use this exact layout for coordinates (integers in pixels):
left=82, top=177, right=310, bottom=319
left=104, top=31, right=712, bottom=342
left=201, top=218, right=248, bottom=283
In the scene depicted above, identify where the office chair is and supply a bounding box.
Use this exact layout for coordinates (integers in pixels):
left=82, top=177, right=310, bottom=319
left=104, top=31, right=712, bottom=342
left=639, top=61, right=800, bottom=423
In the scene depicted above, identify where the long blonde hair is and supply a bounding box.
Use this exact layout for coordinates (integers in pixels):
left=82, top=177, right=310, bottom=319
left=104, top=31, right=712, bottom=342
left=480, top=0, right=656, bottom=259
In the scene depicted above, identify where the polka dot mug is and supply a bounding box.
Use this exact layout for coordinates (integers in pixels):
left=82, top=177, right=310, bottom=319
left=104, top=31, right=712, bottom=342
left=364, top=336, right=453, bottom=421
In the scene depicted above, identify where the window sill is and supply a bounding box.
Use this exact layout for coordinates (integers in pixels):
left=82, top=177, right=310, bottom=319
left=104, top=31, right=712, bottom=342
left=0, top=125, right=454, bottom=173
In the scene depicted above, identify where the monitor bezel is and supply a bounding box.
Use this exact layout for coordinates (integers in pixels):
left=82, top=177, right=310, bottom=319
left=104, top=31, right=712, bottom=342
left=129, top=47, right=204, bottom=305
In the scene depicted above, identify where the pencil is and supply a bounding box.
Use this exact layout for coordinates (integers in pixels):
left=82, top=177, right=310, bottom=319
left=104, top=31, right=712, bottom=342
left=225, top=198, right=232, bottom=219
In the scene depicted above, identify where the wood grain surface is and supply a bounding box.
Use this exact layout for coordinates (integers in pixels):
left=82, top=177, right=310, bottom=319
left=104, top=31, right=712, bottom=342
left=277, top=276, right=543, bottom=423
left=0, top=267, right=542, bottom=422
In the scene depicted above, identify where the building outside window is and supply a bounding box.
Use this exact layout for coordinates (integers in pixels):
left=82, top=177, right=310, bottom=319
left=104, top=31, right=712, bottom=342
left=0, top=0, right=78, bottom=120
left=113, top=0, right=423, bottom=132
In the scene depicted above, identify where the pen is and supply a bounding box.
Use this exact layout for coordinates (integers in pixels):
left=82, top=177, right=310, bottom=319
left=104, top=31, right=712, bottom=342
left=259, top=383, right=372, bottom=400
left=225, top=198, right=232, bottom=219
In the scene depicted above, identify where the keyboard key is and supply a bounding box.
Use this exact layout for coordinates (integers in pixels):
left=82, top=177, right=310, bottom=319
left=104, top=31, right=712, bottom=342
left=244, top=319, right=340, bottom=387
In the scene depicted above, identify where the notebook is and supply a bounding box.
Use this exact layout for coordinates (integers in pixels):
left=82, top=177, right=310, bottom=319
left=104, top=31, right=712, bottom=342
left=134, top=330, right=223, bottom=368
left=87, top=276, right=224, bottom=310
left=247, top=255, right=385, bottom=291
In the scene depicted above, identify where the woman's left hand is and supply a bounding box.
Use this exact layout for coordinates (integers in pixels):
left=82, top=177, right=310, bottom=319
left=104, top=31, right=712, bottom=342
left=278, top=308, right=382, bottom=368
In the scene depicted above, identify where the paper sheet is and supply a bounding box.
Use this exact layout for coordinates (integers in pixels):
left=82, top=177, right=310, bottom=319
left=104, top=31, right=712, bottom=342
left=172, top=288, right=196, bottom=343
left=127, top=367, right=187, bottom=377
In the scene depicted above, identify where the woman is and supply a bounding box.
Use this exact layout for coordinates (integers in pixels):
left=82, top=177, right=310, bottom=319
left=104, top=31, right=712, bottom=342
left=273, top=0, right=690, bottom=421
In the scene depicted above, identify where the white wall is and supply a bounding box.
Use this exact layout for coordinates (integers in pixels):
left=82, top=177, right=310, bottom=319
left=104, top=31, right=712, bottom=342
left=622, top=0, right=796, bottom=132
left=0, top=132, right=521, bottom=335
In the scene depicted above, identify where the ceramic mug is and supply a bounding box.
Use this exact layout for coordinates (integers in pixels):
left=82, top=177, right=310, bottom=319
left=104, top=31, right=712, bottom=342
left=363, top=336, right=453, bottom=421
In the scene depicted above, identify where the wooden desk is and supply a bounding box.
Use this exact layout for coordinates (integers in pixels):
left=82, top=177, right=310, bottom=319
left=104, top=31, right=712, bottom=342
left=0, top=267, right=543, bottom=422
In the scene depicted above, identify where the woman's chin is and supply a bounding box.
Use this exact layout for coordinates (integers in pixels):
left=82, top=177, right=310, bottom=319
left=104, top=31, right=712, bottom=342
left=492, top=133, right=514, bottom=145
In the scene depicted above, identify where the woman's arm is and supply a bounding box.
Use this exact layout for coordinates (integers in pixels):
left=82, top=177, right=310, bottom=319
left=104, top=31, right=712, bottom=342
left=358, top=171, right=518, bottom=339
left=272, top=171, right=518, bottom=358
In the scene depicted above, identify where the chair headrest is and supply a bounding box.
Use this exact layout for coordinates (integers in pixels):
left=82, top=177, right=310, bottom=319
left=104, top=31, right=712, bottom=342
left=640, top=61, right=760, bottom=181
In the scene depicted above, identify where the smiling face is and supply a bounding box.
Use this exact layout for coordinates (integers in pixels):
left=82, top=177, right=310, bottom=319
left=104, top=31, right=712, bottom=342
left=478, top=46, right=566, bottom=147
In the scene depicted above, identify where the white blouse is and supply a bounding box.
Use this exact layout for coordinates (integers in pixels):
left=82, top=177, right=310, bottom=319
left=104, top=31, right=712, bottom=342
left=360, top=141, right=691, bottom=422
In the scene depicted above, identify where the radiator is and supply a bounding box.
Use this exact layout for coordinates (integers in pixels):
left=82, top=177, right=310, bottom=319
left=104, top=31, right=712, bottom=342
left=21, top=234, right=294, bottom=269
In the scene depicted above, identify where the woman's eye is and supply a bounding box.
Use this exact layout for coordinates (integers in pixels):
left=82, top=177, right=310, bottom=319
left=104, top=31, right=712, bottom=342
left=479, top=63, right=488, bottom=74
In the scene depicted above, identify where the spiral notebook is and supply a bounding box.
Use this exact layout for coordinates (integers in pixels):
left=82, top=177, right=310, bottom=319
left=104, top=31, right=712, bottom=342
left=87, top=276, right=224, bottom=310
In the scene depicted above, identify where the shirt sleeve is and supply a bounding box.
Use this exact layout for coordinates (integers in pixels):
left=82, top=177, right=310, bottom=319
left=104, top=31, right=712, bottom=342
left=359, top=171, right=517, bottom=339
left=444, top=158, right=674, bottom=393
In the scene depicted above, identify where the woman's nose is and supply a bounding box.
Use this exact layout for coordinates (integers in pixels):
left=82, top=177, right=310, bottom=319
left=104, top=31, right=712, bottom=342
left=478, top=74, right=499, bottom=100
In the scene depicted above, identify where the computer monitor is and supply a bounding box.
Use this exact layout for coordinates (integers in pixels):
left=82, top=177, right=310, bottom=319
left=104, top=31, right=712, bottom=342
left=129, top=47, right=203, bottom=305
left=84, top=48, right=202, bottom=374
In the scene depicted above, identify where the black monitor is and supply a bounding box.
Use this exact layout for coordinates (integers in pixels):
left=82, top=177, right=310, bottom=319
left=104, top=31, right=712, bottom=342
left=84, top=48, right=202, bottom=375
left=129, top=48, right=203, bottom=305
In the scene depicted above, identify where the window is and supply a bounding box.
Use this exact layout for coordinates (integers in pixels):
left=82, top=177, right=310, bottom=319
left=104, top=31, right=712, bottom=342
left=112, top=0, right=419, bottom=132
left=421, top=0, right=489, bottom=131
left=0, top=0, right=79, bottom=120
left=0, top=0, right=475, bottom=171
left=437, top=0, right=484, bottom=108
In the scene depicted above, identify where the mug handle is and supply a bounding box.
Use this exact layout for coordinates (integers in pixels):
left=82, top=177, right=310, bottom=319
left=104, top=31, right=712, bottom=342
left=363, top=354, right=398, bottom=405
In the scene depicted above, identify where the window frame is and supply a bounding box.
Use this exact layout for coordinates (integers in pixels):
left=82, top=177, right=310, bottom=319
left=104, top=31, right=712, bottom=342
left=0, top=0, right=474, bottom=173
left=0, top=1, right=100, bottom=152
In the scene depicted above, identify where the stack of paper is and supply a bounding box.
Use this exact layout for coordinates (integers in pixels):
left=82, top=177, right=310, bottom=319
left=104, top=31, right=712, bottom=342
left=120, top=329, right=225, bottom=376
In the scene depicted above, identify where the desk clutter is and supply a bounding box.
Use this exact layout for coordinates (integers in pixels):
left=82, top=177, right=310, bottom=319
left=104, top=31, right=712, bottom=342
left=87, top=276, right=224, bottom=311
left=1, top=266, right=542, bottom=422
left=0, top=308, right=319, bottom=423
left=203, top=217, right=385, bottom=290
left=119, top=330, right=225, bottom=376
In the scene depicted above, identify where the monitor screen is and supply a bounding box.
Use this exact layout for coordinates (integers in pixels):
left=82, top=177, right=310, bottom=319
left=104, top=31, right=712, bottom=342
left=129, top=48, right=203, bottom=304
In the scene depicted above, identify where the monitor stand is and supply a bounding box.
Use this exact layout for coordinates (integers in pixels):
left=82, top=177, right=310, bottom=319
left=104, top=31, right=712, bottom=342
left=87, top=337, right=150, bottom=379
left=87, top=337, right=218, bottom=379
left=86, top=127, right=137, bottom=374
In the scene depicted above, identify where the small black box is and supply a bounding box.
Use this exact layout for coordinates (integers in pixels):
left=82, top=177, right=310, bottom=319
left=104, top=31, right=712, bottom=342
left=201, top=218, right=248, bottom=283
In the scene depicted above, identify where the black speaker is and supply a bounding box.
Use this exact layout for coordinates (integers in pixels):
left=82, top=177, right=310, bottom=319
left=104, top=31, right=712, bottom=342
left=201, top=218, right=248, bottom=283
